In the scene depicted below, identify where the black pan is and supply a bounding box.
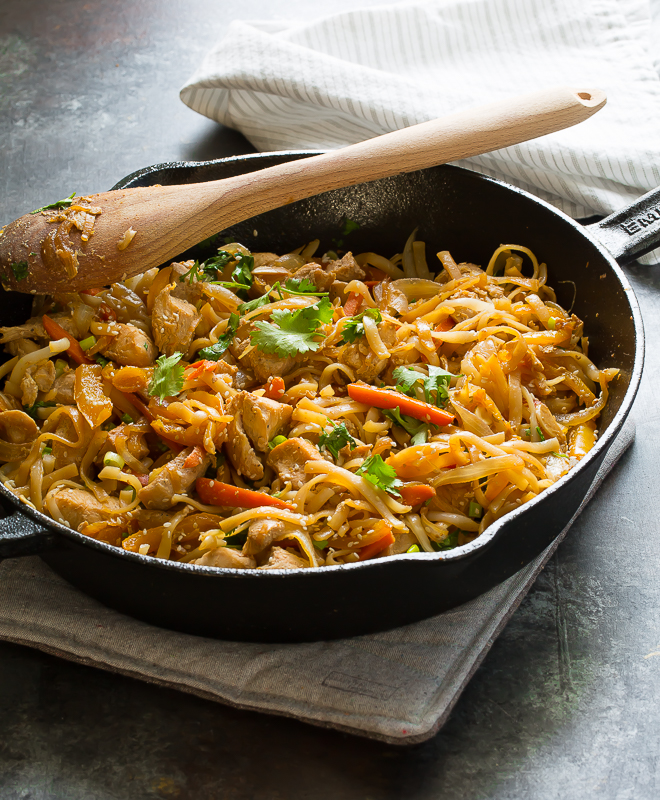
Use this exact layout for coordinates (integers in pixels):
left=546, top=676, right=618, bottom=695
left=0, top=153, right=649, bottom=642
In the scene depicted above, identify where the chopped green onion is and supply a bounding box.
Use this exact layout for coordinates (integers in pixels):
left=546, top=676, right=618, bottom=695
left=121, top=413, right=133, bottom=424
left=313, top=539, right=331, bottom=550
left=551, top=451, right=570, bottom=459
left=54, top=359, right=67, bottom=378
left=103, top=451, right=125, bottom=469
left=406, top=544, right=420, bottom=553
left=95, top=355, right=109, bottom=367
left=524, top=428, right=531, bottom=437
left=79, top=335, right=96, bottom=352
left=468, top=500, right=483, bottom=519
left=42, top=446, right=52, bottom=456
left=536, top=426, right=546, bottom=441
left=547, top=317, right=556, bottom=330
left=269, top=435, right=287, bottom=449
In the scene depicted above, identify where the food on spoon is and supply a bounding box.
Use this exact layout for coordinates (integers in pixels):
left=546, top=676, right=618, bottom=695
left=0, top=233, right=618, bottom=568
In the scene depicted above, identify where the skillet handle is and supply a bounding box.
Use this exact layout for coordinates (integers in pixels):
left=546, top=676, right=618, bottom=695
left=586, top=185, right=660, bottom=264
left=0, top=509, right=54, bottom=560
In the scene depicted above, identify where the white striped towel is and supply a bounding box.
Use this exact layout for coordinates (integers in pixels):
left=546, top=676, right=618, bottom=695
left=180, top=0, right=660, bottom=264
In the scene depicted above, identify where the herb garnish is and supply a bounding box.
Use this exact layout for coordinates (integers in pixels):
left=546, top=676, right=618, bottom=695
left=392, top=365, right=454, bottom=407
left=30, top=192, right=77, bottom=215
left=148, top=351, right=185, bottom=400
left=318, top=422, right=357, bottom=459
left=381, top=407, right=430, bottom=445
left=356, top=454, right=402, bottom=496
left=339, top=307, right=382, bottom=344
left=250, top=297, right=333, bottom=357
left=10, top=261, right=28, bottom=281
left=198, top=313, right=239, bottom=361
left=24, top=400, right=56, bottom=420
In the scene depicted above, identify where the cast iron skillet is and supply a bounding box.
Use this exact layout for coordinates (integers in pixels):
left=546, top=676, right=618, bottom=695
left=0, top=153, right=651, bottom=642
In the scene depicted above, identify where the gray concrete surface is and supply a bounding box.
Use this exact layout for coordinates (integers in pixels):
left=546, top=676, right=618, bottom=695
left=1, top=1, right=659, bottom=798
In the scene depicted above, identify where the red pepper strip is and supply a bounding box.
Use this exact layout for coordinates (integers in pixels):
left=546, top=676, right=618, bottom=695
left=186, top=360, right=217, bottom=382
left=365, top=266, right=388, bottom=282
left=347, top=383, right=455, bottom=427
left=121, top=391, right=154, bottom=422
left=435, top=318, right=454, bottom=333
left=358, top=525, right=395, bottom=561
left=264, top=376, right=285, bottom=400
left=343, top=292, right=362, bottom=316
left=195, top=478, right=294, bottom=510
left=42, top=314, right=93, bottom=365
left=399, top=484, right=436, bottom=506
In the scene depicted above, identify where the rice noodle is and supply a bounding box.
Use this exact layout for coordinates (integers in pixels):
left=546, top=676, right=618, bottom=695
left=0, top=235, right=615, bottom=570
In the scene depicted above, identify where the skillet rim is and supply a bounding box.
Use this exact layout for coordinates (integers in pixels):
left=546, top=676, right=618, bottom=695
left=0, top=156, right=644, bottom=580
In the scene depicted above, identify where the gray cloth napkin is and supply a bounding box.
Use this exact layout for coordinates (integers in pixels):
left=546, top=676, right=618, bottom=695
left=0, top=421, right=634, bottom=745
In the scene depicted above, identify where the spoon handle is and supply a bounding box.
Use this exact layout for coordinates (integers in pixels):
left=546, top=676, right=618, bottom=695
left=1, top=86, right=605, bottom=292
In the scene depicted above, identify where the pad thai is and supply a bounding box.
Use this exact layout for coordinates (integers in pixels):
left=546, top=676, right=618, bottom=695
left=0, top=231, right=618, bottom=570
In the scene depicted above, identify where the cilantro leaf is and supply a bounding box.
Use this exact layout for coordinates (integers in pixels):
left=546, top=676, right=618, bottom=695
left=239, top=295, right=271, bottom=314
left=318, top=422, right=357, bottom=459
left=250, top=297, right=333, bottom=357
left=148, top=352, right=185, bottom=400
left=339, top=307, right=382, bottom=344
left=356, top=454, right=402, bottom=496
left=179, top=249, right=254, bottom=289
left=31, top=192, right=76, bottom=214
left=284, top=277, right=327, bottom=295
left=10, top=261, right=28, bottom=281
left=392, top=365, right=454, bottom=407
left=23, top=400, right=56, bottom=420
left=198, top=313, right=239, bottom=361
left=341, top=218, right=360, bottom=236
left=381, top=407, right=429, bottom=445
left=231, top=252, right=255, bottom=288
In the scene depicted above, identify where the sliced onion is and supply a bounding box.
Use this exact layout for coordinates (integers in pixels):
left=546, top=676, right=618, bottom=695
left=391, top=278, right=444, bottom=300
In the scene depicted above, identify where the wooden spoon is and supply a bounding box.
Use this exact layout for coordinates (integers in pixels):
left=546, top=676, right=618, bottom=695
left=0, top=86, right=605, bottom=294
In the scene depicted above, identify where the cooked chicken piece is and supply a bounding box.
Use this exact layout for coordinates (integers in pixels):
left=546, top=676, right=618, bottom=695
left=243, top=518, right=301, bottom=556
left=230, top=334, right=296, bottom=385
left=95, top=423, right=149, bottom=467
left=224, top=395, right=264, bottom=481
left=139, top=445, right=210, bottom=510
left=49, top=371, right=76, bottom=405
left=132, top=508, right=177, bottom=530
left=267, top=437, right=325, bottom=490
left=47, top=486, right=129, bottom=531
left=192, top=547, right=256, bottom=569
left=239, top=392, right=292, bottom=452
left=170, top=260, right=205, bottom=306
left=0, top=312, right=76, bottom=344
left=0, top=410, right=38, bottom=444
left=327, top=252, right=366, bottom=282
left=20, top=372, right=38, bottom=407
left=100, top=323, right=157, bottom=367
left=292, top=263, right=334, bottom=292
left=152, top=283, right=201, bottom=357
left=51, top=410, right=93, bottom=470
left=5, top=339, right=40, bottom=358
left=534, top=399, right=567, bottom=445
left=258, top=546, right=308, bottom=570
left=0, top=391, right=21, bottom=412
left=20, top=360, right=56, bottom=406
left=339, top=321, right=395, bottom=383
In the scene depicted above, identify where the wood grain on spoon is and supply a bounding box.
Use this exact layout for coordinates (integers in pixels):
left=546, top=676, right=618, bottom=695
left=0, top=86, right=606, bottom=294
